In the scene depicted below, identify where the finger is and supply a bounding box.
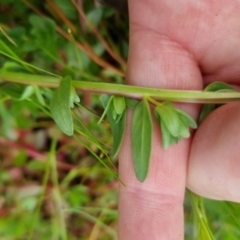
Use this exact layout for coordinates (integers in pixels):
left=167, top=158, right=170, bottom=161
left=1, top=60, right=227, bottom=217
left=187, top=102, right=240, bottom=201
left=118, top=1, right=202, bottom=239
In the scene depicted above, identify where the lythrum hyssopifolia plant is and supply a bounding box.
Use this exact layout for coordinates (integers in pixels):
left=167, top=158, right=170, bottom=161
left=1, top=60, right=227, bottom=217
left=1, top=1, right=240, bottom=239
left=1, top=68, right=240, bottom=240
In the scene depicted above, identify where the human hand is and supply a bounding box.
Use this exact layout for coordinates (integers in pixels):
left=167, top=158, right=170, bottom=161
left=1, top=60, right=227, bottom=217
left=118, top=1, right=240, bottom=239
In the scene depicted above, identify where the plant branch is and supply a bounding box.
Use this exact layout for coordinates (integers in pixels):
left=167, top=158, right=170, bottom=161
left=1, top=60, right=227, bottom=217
left=2, top=72, right=240, bottom=103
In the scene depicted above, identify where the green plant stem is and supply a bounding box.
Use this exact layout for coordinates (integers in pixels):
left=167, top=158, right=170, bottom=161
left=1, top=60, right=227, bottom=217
left=187, top=190, right=215, bottom=240
left=27, top=151, right=51, bottom=240
left=2, top=72, right=240, bottom=103
left=49, top=134, right=68, bottom=240
left=0, top=50, right=60, bottom=77
left=146, top=96, right=162, bottom=106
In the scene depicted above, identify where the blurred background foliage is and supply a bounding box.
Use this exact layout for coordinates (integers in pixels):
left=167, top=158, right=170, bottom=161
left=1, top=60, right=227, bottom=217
left=0, top=0, right=240, bottom=239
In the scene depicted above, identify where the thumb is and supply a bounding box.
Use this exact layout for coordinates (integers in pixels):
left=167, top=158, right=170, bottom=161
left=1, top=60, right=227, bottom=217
left=118, top=1, right=202, bottom=239
left=187, top=102, right=240, bottom=202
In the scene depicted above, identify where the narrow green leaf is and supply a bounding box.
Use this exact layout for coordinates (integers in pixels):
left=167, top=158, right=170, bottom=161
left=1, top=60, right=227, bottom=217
left=155, top=103, right=193, bottom=149
left=155, top=110, right=171, bottom=149
left=100, top=94, right=126, bottom=158
left=20, top=85, right=34, bottom=100
left=50, top=76, right=73, bottom=136
left=112, top=108, right=117, bottom=120
left=155, top=103, right=180, bottom=137
left=178, top=119, right=190, bottom=138
left=160, top=121, right=171, bottom=149
left=113, top=96, right=126, bottom=115
left=199, top=104, right=216, bottom=124
left=99, top=94, right=113, bottom=124
left=33, top=86, right=46, bottom=106
left=1, top=61, right=28, bottom=73
left=204, top=81, right=236, bottom=92
left=169, top=135, right=180, bottom=145
left=132, top=98, right=153, bottom=182
left=107, top=107, right=126, bottom=158
left=115, top=111, right=123, bottom=123
left=69, top=86, right=80, bottom=108
left=100, top=94, right=110, bottom=108
left=199, top=81, right=237, bottom=123
left=175, top=108, right=197, bottom=129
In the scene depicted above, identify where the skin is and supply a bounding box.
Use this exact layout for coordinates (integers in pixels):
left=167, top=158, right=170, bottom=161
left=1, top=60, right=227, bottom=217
left=118, top=0, right=240, bottom=239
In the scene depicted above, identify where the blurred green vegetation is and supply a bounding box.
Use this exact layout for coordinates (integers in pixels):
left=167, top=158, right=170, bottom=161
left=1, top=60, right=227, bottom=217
left=0, top=0, right=240, bottom=239
left=0, top=1, right=127, bottom=239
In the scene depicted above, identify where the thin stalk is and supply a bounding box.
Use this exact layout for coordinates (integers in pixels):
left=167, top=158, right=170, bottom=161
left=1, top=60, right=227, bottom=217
left=187, top=190, right=215, bottom=240
left=27, top=152, right=51, bottom=240
left=146, top=96, right=162, bottom=106
left=0, top=26, right=17, bottom=46
left=0, top=39, right=33, bottom=73
left=0, top=49, right=107, bottom=82
left=0, top=51, right=60, bottom=77
left=67, top=28, right=84, bottom=71
left=49, top=134, right=68, bottom=240
left=2, top=72, right=240, bottom=103
left=73, top=111, right=110, bottom=154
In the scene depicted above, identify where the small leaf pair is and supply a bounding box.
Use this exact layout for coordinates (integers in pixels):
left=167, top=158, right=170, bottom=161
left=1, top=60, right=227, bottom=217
left=154, top=102, right=197, bottom=149
left=100, top=95, right=126, bottom=158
